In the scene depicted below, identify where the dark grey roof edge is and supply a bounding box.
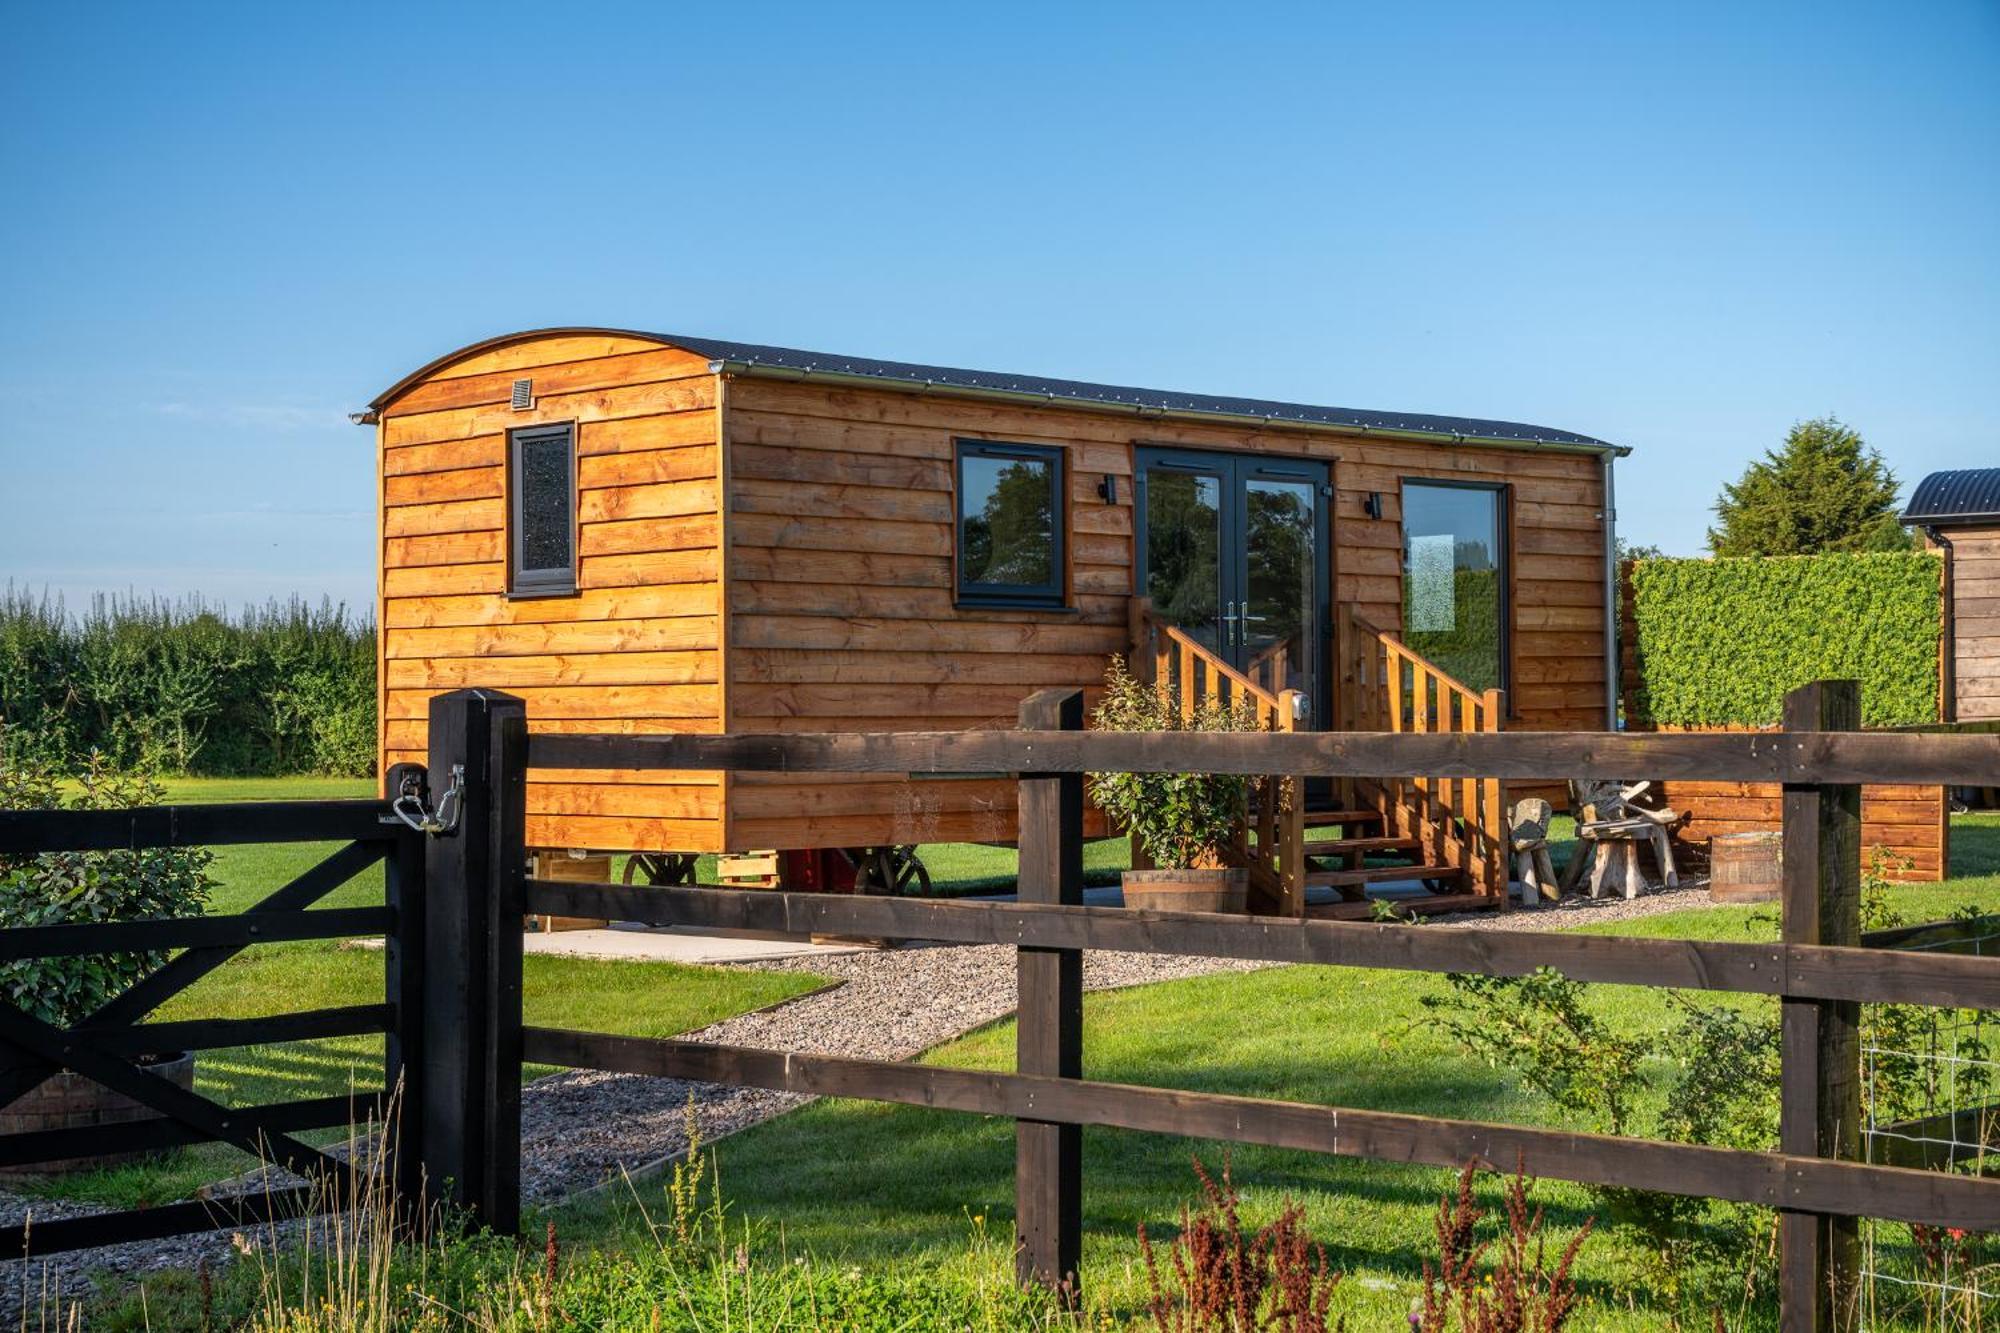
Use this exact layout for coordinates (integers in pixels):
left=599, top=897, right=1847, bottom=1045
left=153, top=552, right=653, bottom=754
left=1902, top=468, right=2000, bottom=526
left=367, top=326, right=1627, bottom=454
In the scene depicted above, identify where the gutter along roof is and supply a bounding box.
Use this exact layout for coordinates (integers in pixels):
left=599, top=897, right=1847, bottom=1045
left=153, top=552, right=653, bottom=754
left=368, top=327, right=1628, bottom=456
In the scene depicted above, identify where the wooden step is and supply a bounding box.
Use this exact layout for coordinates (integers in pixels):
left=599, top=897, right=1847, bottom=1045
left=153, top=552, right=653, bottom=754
left=1305, top=864, right=1469, bottom=888
left=1299, top=806, right=1383, bottom=825
left=1300, top=835, right=1419, bottom=858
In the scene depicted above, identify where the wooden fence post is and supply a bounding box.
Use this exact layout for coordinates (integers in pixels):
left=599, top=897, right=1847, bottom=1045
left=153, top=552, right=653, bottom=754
left=419, top=688, right=527, bottom=1234
left=1779, top=680, right=1863, bottom=1332
left=1015, top=688, right=1084, bottom=1299
left=382, top=761, right=428, bottom=1225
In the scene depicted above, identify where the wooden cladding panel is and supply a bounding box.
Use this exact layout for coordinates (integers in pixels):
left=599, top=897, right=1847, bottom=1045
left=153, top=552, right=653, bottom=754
left=1654, top=779, right=1945, bottom=880
left=378, top=338, right=727, bottom=855
left=718, top=375, right=1608, bottom=850
left=1951, top=529, right=2000, bottom=721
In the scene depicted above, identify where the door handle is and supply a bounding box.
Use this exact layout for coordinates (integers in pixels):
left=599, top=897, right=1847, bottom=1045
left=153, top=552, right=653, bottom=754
left=1221, top=601, right=1239, bottom=647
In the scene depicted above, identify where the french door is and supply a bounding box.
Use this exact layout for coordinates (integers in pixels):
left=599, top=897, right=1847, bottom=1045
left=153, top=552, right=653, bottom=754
left=1134, top=448, right=1332, bottom=726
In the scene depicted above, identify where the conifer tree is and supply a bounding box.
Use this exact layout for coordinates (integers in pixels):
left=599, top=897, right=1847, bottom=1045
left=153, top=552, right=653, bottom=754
left=1708, top=416, right=1910, bottom=555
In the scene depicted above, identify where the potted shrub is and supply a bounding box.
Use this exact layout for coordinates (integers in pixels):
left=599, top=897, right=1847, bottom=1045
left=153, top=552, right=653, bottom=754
left=1088, top=658, right=1258, bottom=914
left=0, top=746, right=214, bottom=1174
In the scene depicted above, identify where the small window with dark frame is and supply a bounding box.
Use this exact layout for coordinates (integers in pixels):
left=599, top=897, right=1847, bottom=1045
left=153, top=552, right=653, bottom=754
left=508, top=422, right=577, bottom=596
left=955, top=440, right=1065, bottom=607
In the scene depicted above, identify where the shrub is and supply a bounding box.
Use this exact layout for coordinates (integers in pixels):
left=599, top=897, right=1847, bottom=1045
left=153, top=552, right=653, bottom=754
left=0, top=588, right=376, bottom=777
left=0, top=748, right=213, bottom=1025
left=1624, top=553, right=1942, bottom=728
left=1139, top=1154, right=1344, bottom=1332
left=1088, top=657, right=1260, bottom=870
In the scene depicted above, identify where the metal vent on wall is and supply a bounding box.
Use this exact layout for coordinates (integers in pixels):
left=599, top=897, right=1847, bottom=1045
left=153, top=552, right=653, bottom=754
left=511, top=379, right=534, bottom=411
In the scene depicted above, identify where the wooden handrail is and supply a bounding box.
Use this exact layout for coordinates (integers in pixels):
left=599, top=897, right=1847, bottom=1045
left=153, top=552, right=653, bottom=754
left=1340, top=608, right=1508, bottom=897
left=1129, top=601, right=1305, bottom=915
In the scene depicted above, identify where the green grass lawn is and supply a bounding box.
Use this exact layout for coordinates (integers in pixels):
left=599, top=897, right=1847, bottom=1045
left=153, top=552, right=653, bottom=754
left=557, top=812, right=2000, bottom=1331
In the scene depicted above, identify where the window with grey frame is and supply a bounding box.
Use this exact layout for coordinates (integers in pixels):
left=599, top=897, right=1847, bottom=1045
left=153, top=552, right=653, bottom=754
left=1399, top=479, right=1510, bottom=694
left=508, top=422, right=577, bottom=596
left=955, top=439, right=1065, bottom=608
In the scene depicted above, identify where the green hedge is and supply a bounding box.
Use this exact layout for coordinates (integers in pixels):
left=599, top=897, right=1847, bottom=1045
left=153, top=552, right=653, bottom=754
left=1625, top=553, right=1942, bottom=728
left=0, top=590, right=375, bottom=777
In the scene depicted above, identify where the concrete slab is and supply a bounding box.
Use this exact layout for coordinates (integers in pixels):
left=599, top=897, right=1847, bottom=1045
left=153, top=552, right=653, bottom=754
left=522, top=923, right=866, bottom=965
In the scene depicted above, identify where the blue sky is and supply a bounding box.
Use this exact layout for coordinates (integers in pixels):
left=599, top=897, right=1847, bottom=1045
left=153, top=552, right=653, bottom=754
left=3, top=2, right=1994, bottom=614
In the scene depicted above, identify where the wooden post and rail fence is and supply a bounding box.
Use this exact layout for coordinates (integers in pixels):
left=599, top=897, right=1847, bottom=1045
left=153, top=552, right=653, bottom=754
left=0, top=683, right=1996, bottom=1330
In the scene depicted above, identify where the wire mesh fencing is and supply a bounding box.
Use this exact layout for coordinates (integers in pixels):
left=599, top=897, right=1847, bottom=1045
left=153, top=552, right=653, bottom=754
left=1860, top=914, right=1999, bottom=1330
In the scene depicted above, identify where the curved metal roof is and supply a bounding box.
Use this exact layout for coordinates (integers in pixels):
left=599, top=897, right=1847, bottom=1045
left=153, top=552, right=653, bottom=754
left=369, top=327, right=1624, bottom=454
left=1903, top=468, right=2000, bottom=526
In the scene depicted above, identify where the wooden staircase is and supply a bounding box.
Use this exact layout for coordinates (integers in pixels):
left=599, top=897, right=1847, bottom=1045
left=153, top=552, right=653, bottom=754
left=1329, top=608, right=1509, bottom=909
left=1125, top=601, right=1510, bottom=918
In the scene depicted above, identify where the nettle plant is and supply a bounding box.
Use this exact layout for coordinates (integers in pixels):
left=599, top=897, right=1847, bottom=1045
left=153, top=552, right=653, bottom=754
left=0, top=741, right=213, bottom=1026
left=1088, top=658, right=1259, bottom=871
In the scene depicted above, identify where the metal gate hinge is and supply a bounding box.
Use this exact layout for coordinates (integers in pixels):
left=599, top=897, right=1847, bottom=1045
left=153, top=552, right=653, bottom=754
left=389, top=764, right=465, bottom=836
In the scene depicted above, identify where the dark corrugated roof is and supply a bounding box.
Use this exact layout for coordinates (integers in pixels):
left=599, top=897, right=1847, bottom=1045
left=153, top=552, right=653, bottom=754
left=367, top=327, right=1622, bottom=452
left=1903, top=468, right=2000, bottom=525
left=665, top=333, right=1617, bottom=450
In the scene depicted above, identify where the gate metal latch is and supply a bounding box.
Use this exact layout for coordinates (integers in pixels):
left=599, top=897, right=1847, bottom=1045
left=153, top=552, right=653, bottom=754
left=390, top=764, right=465, bottom=836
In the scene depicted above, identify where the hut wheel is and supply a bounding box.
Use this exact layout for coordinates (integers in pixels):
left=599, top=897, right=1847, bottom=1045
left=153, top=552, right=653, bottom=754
left=849, top=845, right=931, bottom=895
left=624, top=852, right=698, bottom=886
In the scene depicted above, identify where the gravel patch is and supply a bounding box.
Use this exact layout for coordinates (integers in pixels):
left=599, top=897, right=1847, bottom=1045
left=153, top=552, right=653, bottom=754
left=1428, top=877, right=1722, bottom=931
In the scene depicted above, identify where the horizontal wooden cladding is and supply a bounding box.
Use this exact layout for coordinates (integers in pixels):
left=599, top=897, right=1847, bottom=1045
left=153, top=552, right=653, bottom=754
left=386, top=685, right=718, bottom=721
left=733, top=615, right=1123, bottom=656
left=729, top=546, right=948, bottom=589
left=526, top=728, right=2000, bottom=786
left=730, top=776, right=1013, bottom=819
left=384, top=467, right=715, bottom=515
left=731, top=513, right=950, bottom=558
left=528, top=781, right=720, bottom=820
left=733, top=580, right=1127, bottom=624
left=380, top=552, right=716, bottom=598
left=1652, top=777, right=1944, bottom=881
left=384, top=616, right=717, bottom=659
left=726, top=382, right=1602, bottom=481
left=383, top=513, right=722, bottom=564
left=733, top=684, right=1048, bottom=720
left=729, top=405, right=1130, bottom=475
left=386, top=589, right=720, bottom=630
left=386, top=347, right=713, bottom=416
left=521, top=881, right=2000, bottom=1015
left=735, top=649, right=1108, bottom=686
left=422, top=333, right=671, bottom=381
left=383, top=717, right=722, bottom=753
left=386, top=651, right=719, bottom=690
left=734, top=442, right=950, bottom=490
left=731, top=809, right=1021, bottom=850
left=731, top=478, right=950, bottom=524
left=380, top=417, right=713, bottom=479
left=383, top=376, right=717, bottom=448
left=527, top=814, right=722, bottom=854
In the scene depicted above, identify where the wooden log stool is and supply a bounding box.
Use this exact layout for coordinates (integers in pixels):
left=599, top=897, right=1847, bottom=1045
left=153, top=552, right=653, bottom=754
left=1509, top=798, right=1560, bottom=907
left=1559, top=780, right=1683, bottom=901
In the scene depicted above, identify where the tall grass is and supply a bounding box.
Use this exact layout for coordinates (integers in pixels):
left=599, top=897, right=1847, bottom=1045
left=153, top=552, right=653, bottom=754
left=0, top=588, right=374, bottom=777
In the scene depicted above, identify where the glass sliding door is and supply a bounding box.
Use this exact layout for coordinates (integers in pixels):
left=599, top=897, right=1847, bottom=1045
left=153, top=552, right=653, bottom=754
left=1399, top=481, right=1509, bottom=693
left=1136, top=449, right=1330, bottom=725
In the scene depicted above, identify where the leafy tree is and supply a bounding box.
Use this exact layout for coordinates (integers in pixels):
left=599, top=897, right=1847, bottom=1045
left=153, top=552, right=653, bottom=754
left=1708, top=416, right=1911, bottom=555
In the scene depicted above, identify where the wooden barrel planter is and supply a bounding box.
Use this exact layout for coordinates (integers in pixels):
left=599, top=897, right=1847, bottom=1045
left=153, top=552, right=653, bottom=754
left=1709, top=831, right=1782, bottom=903
left=1121, top=868, right=1248, bottom=914
left=0, top=1053, right=196, bottom=1176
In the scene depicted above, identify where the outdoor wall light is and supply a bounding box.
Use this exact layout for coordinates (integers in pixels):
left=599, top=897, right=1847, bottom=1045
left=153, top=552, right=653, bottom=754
left=1097, top=475, right=1119, bottom=504
left=1364, top=491, right=1384, bottom=519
